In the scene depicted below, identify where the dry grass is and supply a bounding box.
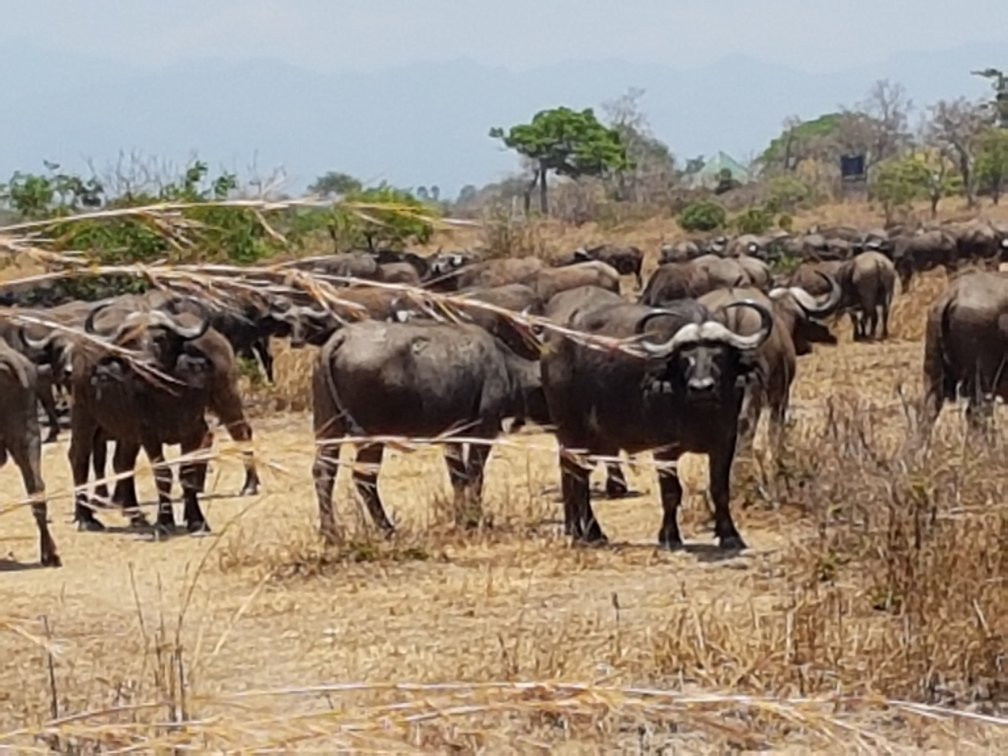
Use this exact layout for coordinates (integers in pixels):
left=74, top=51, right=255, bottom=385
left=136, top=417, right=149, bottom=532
left=1, top=207, right=1007, bottom=751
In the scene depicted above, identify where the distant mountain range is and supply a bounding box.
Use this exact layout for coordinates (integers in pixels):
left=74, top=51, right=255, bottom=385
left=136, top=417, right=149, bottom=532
left=2, top=39, right=1004, bottom=198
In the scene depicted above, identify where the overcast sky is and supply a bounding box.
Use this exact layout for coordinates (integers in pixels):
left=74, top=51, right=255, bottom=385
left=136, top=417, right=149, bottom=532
left=4, top=0, right=1005, bottom=73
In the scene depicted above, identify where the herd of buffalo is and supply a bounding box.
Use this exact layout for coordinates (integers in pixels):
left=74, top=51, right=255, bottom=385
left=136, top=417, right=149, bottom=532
left=1, top=215, right=1006, bottom=568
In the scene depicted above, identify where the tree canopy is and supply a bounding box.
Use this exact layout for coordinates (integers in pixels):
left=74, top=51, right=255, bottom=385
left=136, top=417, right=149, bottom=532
left=490, top=106, right=630, bottom=214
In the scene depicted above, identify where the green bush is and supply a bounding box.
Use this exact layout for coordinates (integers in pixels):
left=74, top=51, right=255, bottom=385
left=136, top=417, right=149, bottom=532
left=677, top=199, right=726, bottom=232
left=764, top=175, right=813, bottom=212
left=732, top=205, right=775, bottom=234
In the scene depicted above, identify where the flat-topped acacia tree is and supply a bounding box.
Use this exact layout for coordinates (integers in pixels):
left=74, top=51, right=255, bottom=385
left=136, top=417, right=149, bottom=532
left=490, top=106, right=630, bottom=215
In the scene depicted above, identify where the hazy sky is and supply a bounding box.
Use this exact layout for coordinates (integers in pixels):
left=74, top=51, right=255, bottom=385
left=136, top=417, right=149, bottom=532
left=4, top=0, right=1005, bottom=73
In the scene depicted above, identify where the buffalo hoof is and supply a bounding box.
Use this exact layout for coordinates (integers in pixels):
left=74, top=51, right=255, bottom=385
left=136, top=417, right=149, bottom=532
left=658, top=537, right=684, bottom=551
left=186, top=520, right=211, bottom=536
left=239, top=483, right=259, bottom=497
left=41, top=551, right=62, bottom=568
left=76, top=517, right=106, bottom=533
left=44, top=432, right=60, bottom=445
left=128, top=513, right=151, bottom=531
left=718, top=534, right=747, bottom=551
left=574, top=529, right=609, bottom=547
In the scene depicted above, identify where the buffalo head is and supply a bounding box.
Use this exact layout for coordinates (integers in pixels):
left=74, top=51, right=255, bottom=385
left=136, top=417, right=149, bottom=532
left=86, top=299, right=210, bottom=368
left=769, top=271, right=841, bottom=354
left=636, top=300, right=773, bottom=404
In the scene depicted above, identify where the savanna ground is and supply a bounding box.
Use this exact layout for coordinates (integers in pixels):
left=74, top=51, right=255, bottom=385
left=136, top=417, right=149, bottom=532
left=0, top=206, right=1006, bottom=752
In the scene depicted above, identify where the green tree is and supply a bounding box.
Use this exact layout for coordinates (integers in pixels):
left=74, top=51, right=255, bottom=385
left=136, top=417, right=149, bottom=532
left=975, top=127, right=1008, bottom=204
left=870, top=153, right=959, bottom=223
left=332, top=183, right=435, bottom=252
left=490, top=106, right=630, bottom=214
left=309, top=171, right=363, bottom=197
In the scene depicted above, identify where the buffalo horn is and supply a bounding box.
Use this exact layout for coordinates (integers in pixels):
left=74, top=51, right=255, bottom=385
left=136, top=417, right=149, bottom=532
left=19, top=327, right=54, bottom=351
left=147, top=301, right=210, bottom=340
left=769, top=271, right=841, bottom=318
left=84, top=303, right=111, bottom=334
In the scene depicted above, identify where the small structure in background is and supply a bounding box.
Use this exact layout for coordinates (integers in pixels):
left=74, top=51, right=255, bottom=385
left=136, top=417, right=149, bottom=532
left=683, top=151, right=751, bottom=191
left=840, top=152, right=868, bottom=200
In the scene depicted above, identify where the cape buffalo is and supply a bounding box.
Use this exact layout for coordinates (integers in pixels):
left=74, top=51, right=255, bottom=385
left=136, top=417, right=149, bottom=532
left=311, top=320, right=546, bottom=540
left=541, top=285, right=773, bottom=549
left=430, top=256, right=544, bottom=292
left=525, top=261, right=621, bottom=301
left=0, top=340, right=60, bottom=566
left=891, top=229, right=958, bottom=290
left=922, top=271, right=1008, bottom=431
left=69, top=303, right=243, bottom=533
left=568, top=244, right=644, bottom=287
left=843, top=251, right=897, bottom=341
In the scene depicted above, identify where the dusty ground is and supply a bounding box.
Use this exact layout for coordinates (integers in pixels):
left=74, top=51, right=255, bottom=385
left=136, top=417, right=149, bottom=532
left=0, top=267, right=1005, bottom=750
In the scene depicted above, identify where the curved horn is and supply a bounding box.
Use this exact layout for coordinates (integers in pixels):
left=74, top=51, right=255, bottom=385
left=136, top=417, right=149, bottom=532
left=19, top=327, right=53, bottom=352
left=640, top=322, right=702, bottom=358
left=84, top=303, right=111, bottom=334
left=147, top=300, right=210, bottom=340
left=771, top=272, right=841, bottom=318
left=713, top=300, right=774, bottom=350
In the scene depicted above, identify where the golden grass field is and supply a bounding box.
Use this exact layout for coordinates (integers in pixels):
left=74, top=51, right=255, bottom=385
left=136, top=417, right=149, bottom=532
left=0, top=208, right=1006, bottom=751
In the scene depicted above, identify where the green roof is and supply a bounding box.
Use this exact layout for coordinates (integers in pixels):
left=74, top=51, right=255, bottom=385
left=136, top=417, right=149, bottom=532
left=686, top=151, right=751, bottom=188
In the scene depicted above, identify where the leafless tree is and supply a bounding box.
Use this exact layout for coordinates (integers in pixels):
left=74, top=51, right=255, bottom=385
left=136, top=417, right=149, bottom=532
left=601, top=87, right=677, bottom=204
left=925, top=98, right=992, bottom=207
left=836, top=80, right=913, bottom=171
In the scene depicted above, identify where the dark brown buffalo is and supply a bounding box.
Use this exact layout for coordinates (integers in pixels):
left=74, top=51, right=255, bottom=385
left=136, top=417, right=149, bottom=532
left=786, top=261, right=847, bottom=296
left=568, top=244, right=644, bottom=286
left=541, top=285, right=773, bottom=549
left=0, top=314, right=71, bottom=442
left=641, top=254, right=761, bottom=306
left=431, top=256, right=545, bottom=292
left=287, top=252, right=381, bottom=281
left=640, top=261, right=718, bottom=305
left=700, top=276, right=840, bottom=448
left=891, top=229, right=958, bottom=290
left=378, top=261, right=423, bottom=286
left=842, top=251, right=897, bottom=340
left=525, top=261, right=621, bottom=301
left=70, top=303, right=253, bottom=533
left=0, top=340, right=60, bottom=566
left=311, top=320, right=546, bottom=540
left=945, top=219, right=1006, bottom=269
left=922, top=271, right=1008, bottom=431
left=659, top=240, right=703, bottom=264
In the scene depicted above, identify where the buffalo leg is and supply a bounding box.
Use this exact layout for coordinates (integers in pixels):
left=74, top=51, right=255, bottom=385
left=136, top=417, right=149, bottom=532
left=215, top=410, right=259, bottom=496
left=444, top=443, right=476, bottom=527
left=313, top=439, right=341, bottom=543
left=560, top=452, right=605, bottom=544
left=69, top=414, right=105, bottom=531
left=353, top=443, right=394, bottom=535
left=709, top=437, right=746, bottom=550
left=140, top=438, right=175, bottom=532
left=91, top=434, right=110, bottom=509
left=461, top=441, right=490, bottom=527
left=604, top=461, right=630, bottom=498
left=37, top=383, right=61, bottom=443
left=653, top=451, right=684, bottom=550
left=110, top=441, right=146, bottom=527
left=880, top=297, right=891, bottom=340
left=180, top=428, right=211, bottom=534
left=9, top=435, right=60, bottom=567
left=252, top=337, right=275, bottom=384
